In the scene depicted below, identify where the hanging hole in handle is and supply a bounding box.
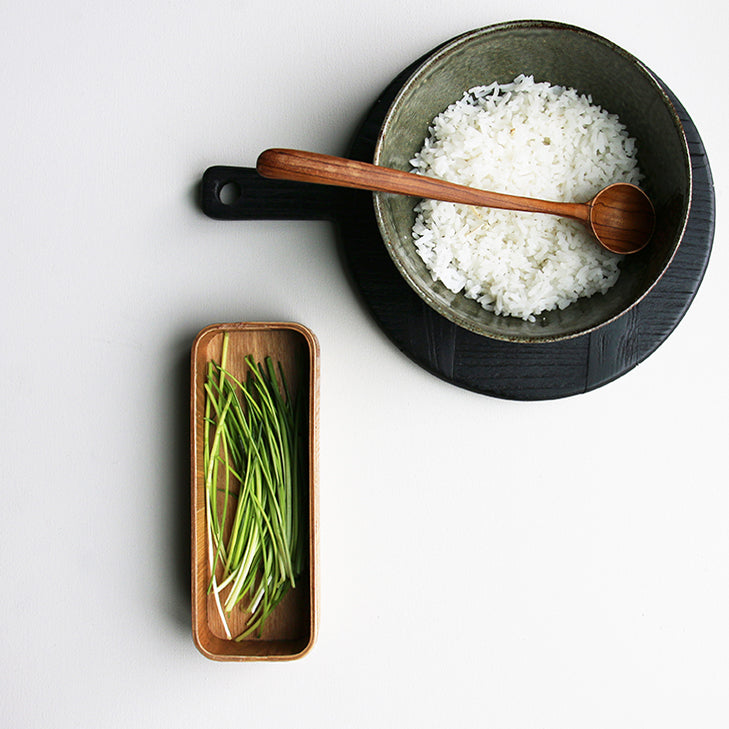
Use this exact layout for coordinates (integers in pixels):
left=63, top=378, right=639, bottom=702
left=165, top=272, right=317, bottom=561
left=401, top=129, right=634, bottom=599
left=219, top=181, right=241, bottom=205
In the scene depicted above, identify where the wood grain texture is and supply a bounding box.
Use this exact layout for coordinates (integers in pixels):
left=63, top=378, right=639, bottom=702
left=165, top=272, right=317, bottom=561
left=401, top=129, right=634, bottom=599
left=257, top=148, right=589, bottom=218
left=199, top=50, right=714, bottom=401
left=190, top=322, right=320, bottom=660
left=256, top=149, right=655, bottom=255
left=587, top=184, right=655, bottom=254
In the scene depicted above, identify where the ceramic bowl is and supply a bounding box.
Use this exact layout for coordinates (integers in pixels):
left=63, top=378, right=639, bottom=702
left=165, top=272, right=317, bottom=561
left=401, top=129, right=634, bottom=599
left=373, top=20, right=692, bottom=342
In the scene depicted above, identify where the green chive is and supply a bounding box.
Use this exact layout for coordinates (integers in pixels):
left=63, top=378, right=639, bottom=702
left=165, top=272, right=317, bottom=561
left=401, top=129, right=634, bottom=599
left=203, top=334, right=306, bottom=640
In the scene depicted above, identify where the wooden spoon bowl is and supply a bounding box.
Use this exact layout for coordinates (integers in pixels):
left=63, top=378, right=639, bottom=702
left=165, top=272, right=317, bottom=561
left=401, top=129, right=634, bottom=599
left=587, top=183, right=655, bottom=254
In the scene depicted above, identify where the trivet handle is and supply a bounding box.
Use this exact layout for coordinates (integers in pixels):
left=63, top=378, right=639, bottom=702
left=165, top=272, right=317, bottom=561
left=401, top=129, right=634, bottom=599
left=200, top=165, right=346, bottom=221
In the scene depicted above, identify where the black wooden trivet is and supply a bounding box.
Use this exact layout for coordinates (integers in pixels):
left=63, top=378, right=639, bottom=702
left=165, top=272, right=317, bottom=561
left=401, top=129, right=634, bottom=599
left=201, top=50, right=714, bottom=401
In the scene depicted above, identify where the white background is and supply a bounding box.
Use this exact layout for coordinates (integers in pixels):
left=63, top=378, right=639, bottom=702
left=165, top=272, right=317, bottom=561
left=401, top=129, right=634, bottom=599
left=2, top=1, right=727, bottom=727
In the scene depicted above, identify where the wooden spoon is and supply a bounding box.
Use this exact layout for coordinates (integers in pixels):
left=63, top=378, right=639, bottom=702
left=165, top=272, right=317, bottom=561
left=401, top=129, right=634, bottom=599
left=256, top=148, right=655, bottom=254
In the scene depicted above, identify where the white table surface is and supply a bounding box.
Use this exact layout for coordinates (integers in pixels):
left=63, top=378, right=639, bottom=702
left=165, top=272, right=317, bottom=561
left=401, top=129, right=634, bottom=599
left=2, top=1, right=727, bottom=727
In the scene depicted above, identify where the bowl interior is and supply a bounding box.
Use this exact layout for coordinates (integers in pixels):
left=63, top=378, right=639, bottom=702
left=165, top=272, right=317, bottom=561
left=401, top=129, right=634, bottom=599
left=373, top=21, right=692, bottom=342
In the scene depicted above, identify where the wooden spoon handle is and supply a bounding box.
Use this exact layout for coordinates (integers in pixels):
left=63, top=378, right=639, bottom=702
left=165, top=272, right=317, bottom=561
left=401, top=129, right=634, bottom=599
left=256, top=148, right=588, bottom=222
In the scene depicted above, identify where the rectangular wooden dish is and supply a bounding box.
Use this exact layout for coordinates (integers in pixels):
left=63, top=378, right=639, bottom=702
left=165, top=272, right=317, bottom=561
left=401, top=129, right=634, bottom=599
left=190, top=322, right=320, bottom=661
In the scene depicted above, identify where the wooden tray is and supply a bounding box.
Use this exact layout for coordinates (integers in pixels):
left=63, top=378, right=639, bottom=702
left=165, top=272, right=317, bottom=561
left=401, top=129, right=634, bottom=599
left=190, top=322, right=320, bottom=661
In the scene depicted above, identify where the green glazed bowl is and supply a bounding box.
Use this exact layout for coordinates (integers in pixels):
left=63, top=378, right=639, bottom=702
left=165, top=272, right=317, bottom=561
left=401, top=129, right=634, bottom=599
left=373, top=20, right=692, bottom=343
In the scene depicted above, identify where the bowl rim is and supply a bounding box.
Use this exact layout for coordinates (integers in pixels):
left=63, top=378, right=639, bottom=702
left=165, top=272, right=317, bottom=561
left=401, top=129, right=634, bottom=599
left=372, top=19, right=693, bottom=343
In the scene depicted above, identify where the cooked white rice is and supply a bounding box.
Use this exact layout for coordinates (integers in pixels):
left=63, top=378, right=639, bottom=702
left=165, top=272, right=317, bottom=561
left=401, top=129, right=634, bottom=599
left=410, top=74, right=643, bottom=321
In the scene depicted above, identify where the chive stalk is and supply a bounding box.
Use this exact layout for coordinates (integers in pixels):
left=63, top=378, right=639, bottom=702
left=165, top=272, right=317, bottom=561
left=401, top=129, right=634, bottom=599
left=203, top=334, right=306, bottom=640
